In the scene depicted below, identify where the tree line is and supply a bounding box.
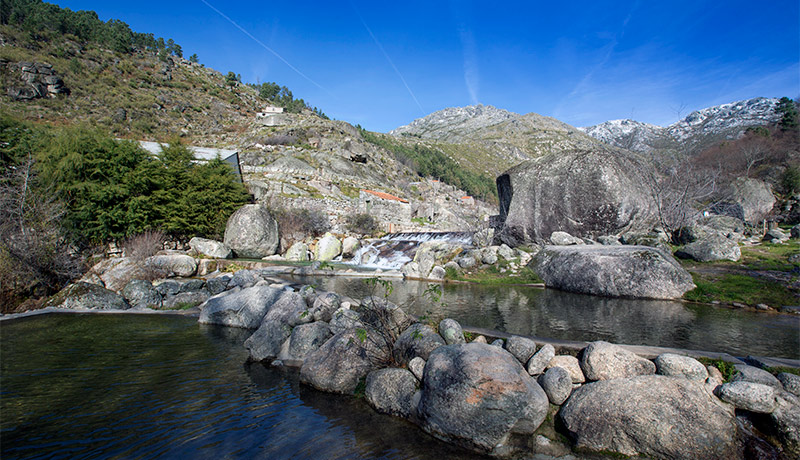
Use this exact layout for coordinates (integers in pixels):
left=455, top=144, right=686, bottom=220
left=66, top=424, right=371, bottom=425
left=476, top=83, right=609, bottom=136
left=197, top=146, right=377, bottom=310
left=1, top=0, right=184, bottom=57
left=1, top=113, right=251, bottom=305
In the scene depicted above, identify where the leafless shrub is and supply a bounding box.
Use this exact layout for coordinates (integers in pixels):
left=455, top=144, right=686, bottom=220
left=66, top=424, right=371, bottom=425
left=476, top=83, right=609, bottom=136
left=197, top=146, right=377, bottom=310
left=0, top=157, right=82, bottom=311
left=345, top=213, right=378, bottom=235
left=273, top=207, right=330, bottom=243
left=123, top=230, right=165, bottom=262
left=642, top=151, right=723, bottom=242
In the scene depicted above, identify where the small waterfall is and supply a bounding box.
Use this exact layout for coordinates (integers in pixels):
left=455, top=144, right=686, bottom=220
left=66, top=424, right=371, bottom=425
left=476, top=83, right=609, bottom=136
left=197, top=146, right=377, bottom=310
left=347, top=232, right=474, bottom=269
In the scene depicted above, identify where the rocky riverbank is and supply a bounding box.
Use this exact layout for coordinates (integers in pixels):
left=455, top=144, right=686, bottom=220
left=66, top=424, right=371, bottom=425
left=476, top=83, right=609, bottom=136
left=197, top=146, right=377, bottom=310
left=193, top=277, right=799, bottom=459
left=6, top=256, right=799, bottom=458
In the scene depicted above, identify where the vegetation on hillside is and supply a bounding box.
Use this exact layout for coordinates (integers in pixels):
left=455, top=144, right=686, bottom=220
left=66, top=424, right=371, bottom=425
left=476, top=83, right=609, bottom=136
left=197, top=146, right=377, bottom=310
left=248, top=81, right=328, bottom=118
left=1, top=0, right=182, bottom=56
left=0, top=113, right=251, bottom=309
left=0, top=1, right=327, bottom=143
left=358, top=127, right=498, bottom=202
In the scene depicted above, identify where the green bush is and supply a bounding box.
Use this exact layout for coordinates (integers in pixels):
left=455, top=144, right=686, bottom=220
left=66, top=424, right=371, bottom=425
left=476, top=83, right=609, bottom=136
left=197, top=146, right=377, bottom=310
left=781, top=166, right=800, bottom=196
left=2, top=116, right=249, bottom=245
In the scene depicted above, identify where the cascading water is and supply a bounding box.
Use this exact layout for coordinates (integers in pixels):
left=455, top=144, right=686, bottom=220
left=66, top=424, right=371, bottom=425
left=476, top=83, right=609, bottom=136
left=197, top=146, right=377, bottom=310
left=347, top=232, right=474, bottom=269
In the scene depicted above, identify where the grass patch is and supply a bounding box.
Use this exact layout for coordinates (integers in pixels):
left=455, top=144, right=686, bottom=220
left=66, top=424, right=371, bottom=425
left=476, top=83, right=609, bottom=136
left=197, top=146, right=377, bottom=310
left=697, top=357, right=738, bottom=382
left=447, top=266, right=543, bottom=285
left=766, top=366, right=800, bottom=376
left=683, top=272, right=796, bottom=307
left=737, top=241, right=799, bottom=272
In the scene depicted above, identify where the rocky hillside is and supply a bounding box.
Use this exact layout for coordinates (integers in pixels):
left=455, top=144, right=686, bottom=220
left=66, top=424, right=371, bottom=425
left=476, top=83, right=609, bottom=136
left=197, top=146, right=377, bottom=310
left=581, top=97, right=782, bottom=156
left=389, top=104, right=602, bottom=177
left=0, top=19, right=495, bottom=233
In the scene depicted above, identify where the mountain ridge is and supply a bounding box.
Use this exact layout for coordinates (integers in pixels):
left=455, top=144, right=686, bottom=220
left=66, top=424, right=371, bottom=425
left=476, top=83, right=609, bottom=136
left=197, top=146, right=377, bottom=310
left=580, top=97, right=781, bottom=155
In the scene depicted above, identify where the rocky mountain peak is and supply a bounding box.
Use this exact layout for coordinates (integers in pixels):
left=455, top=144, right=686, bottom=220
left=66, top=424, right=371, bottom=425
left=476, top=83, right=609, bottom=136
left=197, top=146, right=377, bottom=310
left=389, top=104, right=517, bottom=142
left=580, top=97, right=782, bottom=155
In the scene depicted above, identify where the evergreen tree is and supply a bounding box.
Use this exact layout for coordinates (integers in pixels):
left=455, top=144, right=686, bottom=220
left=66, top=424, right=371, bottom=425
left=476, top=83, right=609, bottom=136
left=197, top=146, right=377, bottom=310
left=777, top=97, right=799, bottom=131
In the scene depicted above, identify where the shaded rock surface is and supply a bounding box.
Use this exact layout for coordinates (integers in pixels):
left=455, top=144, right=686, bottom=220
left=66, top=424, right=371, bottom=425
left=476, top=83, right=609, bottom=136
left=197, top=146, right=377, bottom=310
left=531, top=245, right=695, bottom=299
left=496, top=148, right=654, bottom=246
left=417, top=343, right=549, bottom=456
left=244, top=292, right=307, bottom=362
left=559, top=375, right=738, bottom=459
left=199, top=285, right=282, bottom=329
left=299, top=328, right=389, bottom=394
left=393, top=323, right=445, bottom=366
left=122, top=279, right=162, bottom=309
left=365, top=368, right=418, bottom=419
left=44, top=282, right=130, bottom=310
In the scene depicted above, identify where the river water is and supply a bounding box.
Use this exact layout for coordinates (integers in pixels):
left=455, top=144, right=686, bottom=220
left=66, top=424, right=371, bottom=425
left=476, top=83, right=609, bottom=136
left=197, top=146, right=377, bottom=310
left=0, top=314, right=484, bottom=460
left=289, top=275, right=800, bottom=359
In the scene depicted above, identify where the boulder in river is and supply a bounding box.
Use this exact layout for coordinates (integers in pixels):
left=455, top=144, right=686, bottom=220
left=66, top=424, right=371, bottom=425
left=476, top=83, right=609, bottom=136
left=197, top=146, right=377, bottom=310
left=45, top=281, right=130, bottom=310
left=199, top=285, right=283, bottom=329
left=417, top=343, right=549, bottom=457
left=530, top=245, right=695, bottom=300
left=580, top=341, right=656, bottom=381
left=559, top=374, right=738, bottom=459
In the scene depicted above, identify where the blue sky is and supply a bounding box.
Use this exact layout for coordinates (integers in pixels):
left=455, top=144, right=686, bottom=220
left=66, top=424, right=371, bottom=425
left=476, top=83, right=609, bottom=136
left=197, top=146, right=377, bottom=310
left=55, top=0, right=799, bottom=132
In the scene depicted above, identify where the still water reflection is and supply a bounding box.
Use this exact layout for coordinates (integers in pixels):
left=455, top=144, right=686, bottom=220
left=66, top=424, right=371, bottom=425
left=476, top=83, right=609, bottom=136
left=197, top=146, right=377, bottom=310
left=1, top=314, right=482, bottom=460
left=290, top=275, right=800, bottom=359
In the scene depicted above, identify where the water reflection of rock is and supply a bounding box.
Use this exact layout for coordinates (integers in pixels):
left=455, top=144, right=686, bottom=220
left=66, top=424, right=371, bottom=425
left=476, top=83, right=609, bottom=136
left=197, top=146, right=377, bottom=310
left=244, top=362, right=483, bottom=460
left=288, top=275, right=800, bottom=358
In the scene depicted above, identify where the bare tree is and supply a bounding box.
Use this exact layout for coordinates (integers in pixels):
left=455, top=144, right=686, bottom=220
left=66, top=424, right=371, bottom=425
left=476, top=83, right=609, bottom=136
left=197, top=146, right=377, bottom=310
left=643, top=150, right=722, bottom=242
left=0, top=156, right=81, bottom=308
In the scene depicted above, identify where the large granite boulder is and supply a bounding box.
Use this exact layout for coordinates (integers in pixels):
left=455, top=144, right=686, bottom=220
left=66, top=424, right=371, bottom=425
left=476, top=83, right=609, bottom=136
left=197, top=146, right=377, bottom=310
left=716, top=381, right=777, bottom=413
left=45, top=282, right=130, bottom=310
left=299, top=328, right=390, bottom=394
left=559, top=375, right=738, bottom=459
left=188, top=237, right=232, bottom=259
left=145, top=253, right=197, bottom=277
left=365, top=368, right=418, bottom=419
left=244, top=291, right=308, bottom=362
left=93, top=257, right=146, bottom=292
left=198, top=285, right=283, bottom=329
left=285, top=242, right=309, bottom=261
left=713, top=177, right=775, bottom=224
left=121, top=279, right=162, bottom=309
left=417, top=343, right=549, bottom=457
left=675, top=234, right=741, bottom=262
left=393, top=323, right=445, bottom=366
left=530, top=245, right=695, bottom=299
left=654, top=353, right=708, bottom=382
left=224, top=204, right=280, bottom=258
left=413, top=241, right=464, bottom=278
left=314, top=233, right=341, bottom=261
left=580, top=341, right=655, bottom=381
left=277, top=321, right=333, bottom=363
left=496, top=148, right=654, bottom=246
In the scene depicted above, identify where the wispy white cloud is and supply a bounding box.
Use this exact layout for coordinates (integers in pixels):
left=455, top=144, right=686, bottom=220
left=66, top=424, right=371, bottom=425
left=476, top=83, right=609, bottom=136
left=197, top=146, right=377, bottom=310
left=199, top=0, right=332, bottom=96
left=351, top=3, right=425, bottom=115
left=459, top=26, right=479, bottom=105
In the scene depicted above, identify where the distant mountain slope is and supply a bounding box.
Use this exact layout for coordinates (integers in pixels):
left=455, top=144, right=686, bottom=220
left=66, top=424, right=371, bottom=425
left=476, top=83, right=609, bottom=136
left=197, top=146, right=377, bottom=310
left=580, top=97, right=781, bottom=155
left=389, top=104, right=601, bottom=177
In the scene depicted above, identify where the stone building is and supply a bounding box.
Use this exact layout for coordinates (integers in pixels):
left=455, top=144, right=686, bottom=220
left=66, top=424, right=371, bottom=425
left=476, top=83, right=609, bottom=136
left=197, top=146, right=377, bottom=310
left=359, top=189, right=412, bottom=230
